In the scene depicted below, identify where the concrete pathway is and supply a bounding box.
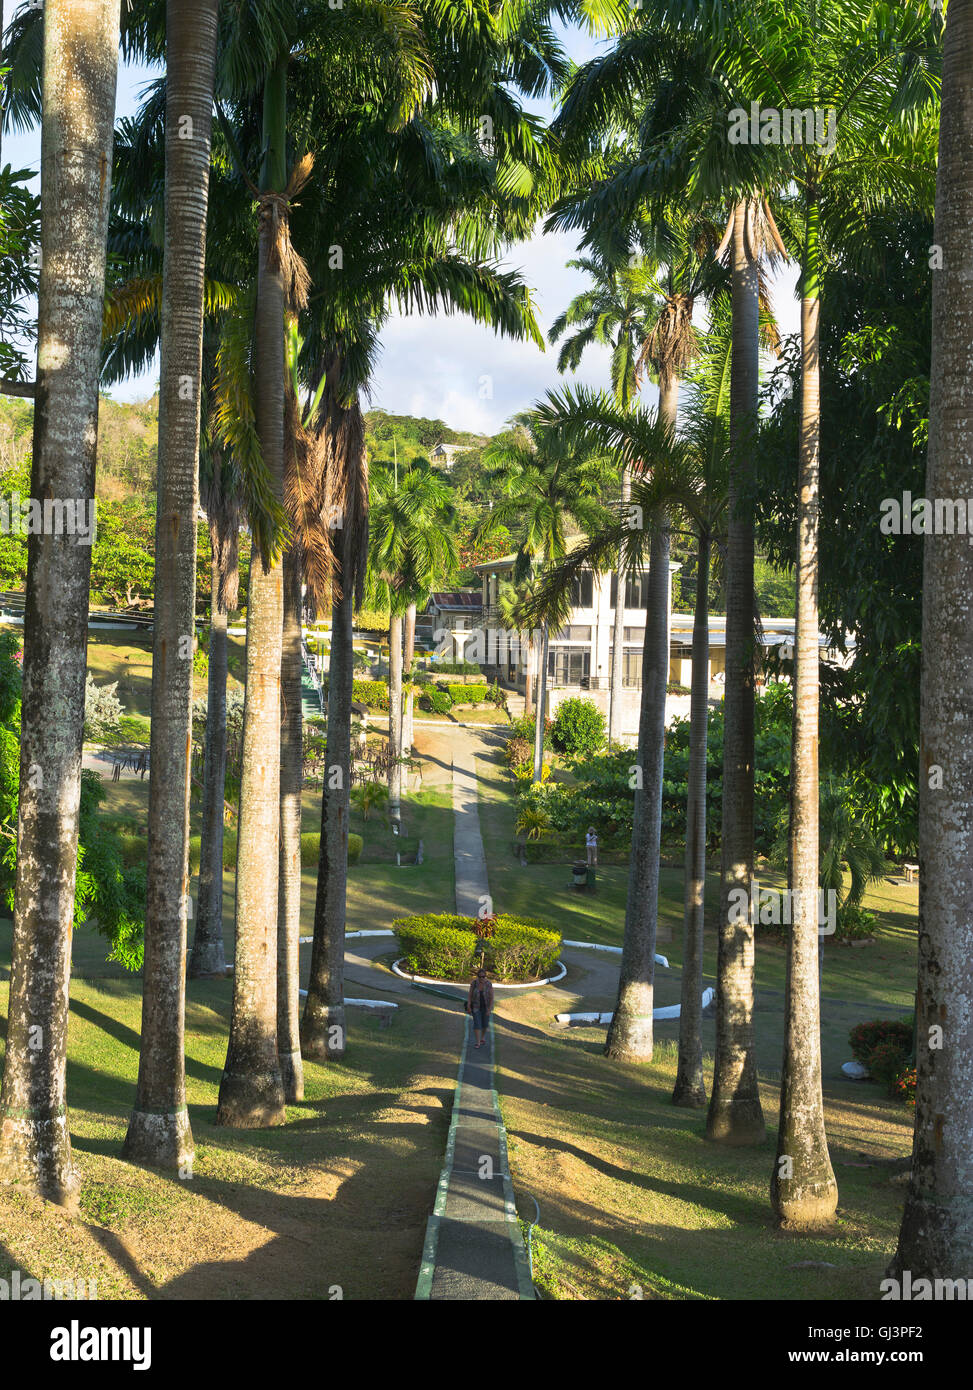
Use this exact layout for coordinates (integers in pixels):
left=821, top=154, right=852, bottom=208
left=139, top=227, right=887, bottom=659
left=414, top=727, right=534, bottom=1301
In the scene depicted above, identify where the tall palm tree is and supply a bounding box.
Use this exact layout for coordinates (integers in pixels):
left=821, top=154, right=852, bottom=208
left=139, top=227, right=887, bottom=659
left=714, top=0, right=939, bottom=1224
left=528, top=387, right=692, bottom=1065
left=123, top=0, right=221, bottom=1171
left=550, top=247, right=657, bottom=748
left=496, top=575, right=540, bottom=715
left=0, top=0, right=120, bottom=1201
left=476, top=416, right=614, bottom=783
left=367, top=460, right=457, bottom=823
left=548, top=6, right=786, bottom=1120
left=893, top=0, right=972, bottom=1281
left=216, top=51, right=294, bottom=1129
left=189, top=436, right=241, bottom=979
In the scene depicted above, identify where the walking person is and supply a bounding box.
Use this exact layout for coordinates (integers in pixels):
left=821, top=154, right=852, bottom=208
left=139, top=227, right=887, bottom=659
left=466, top=967, right=494, bottom=1049
left=586, top=825, right=598, bottom=867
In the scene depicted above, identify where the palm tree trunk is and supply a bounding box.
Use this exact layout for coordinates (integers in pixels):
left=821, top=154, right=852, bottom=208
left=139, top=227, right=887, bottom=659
left=189, top=535, right=232, bottom=978
left=403, top=683, right=414, bottom=756
left=388, top=613, right=403, bottom=823
left=771, top=198, right=837, bottom=1228
left=404, top=601, right=416, bottom=670
left=524, top=633, right=534, bottom=716
left=605, top=377, right=677, bottom=1061
left=216, top=52, right=289, bottom=1129
left=673, top=530, right=710, bottom=1106
left=893, top=0, right=973, bottom=1273
left=0, top=0, right=120, bottom=1201
left=301, top=571, right=353, bottom=1060
left=608, top=465, right=631, bottom=748
left=707, top=199, right=766, bottom=1144
left=532, top=621, right=550, bottom=782
left=125, top=0, right=220, bottom=1170
left=277, top=542, right=305, bottom=1101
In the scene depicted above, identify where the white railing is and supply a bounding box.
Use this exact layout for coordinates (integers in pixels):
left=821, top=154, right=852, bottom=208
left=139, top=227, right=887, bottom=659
left=300, top=635, right=325, bottom=716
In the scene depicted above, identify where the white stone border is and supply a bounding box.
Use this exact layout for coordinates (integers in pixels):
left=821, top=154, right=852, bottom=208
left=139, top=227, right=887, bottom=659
left=391, top=957, right=567, bottom=990
left=564, top=939, right=669, bottom=969
left=555, top=986, right=714, bottom=1026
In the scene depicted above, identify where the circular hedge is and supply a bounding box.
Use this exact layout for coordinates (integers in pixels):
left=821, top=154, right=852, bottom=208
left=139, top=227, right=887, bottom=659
left=392, top=912, right=561, bottom=982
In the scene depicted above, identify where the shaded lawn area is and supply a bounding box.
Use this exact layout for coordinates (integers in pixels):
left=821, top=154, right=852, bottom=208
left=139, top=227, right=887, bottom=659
left=84, top=631, right=247, bottom=720
left=495, top=988, right=913, bottom=1300
left=477, top=731, right=918, bottom=1299
left=0, top=780, right=460, bottom=1299
left=476, top=735, right=919, bottom=1012
left=0, top=757, right=460, bottom=1299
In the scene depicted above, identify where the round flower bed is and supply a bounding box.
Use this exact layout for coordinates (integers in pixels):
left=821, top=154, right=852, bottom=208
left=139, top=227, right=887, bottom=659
left=391, top=912, right=561, bottom=983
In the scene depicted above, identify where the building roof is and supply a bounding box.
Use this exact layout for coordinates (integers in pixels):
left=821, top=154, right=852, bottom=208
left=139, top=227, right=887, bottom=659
left=427, top=590, right=482, bottom=611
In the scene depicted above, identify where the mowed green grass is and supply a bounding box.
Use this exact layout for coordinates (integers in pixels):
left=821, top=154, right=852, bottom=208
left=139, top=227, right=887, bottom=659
left=475, top=735, right=919, bottom=1300
left=83, top=630, right=248, bottom=720
left=0, top=778, right=461, bottom=1300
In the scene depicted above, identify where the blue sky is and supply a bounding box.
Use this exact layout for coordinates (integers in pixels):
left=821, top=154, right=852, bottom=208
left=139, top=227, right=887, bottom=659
left=3, top=4, right=799, bottom=432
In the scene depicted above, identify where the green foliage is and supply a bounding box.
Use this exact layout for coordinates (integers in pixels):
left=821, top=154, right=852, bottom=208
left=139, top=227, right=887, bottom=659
left=508, top=713, right=550, bottom=746
left=84, top=674, right=124, bottom=740
left=551, top=697, right=606, bottom=757
left=419, top=688, right=452, bottom=714
left=188, top=828, right=238, bottom=876
left=354, top=608, right=391, bottom=633
left=323, top=676, right=390, bottom=711
left=0, top=635, right=143, bottom=967
left=350, top=781, right=389, bottom=821
left=446, top=682, right=487, bottom=705
left=348, top=832, right=363, bottom=865
left=392, top=912, right=561, bottom=982
left=433, top=660, right=482, bottom=675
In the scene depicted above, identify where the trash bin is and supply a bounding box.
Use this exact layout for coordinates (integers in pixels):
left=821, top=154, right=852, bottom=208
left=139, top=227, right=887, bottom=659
left=571, top=861, right=587, bottom=889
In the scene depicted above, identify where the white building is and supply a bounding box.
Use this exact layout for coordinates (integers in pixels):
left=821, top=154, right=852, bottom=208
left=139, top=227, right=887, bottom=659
left=473, top=551, right=681, bottom=737
left=430, top=442, right=472, bottom=472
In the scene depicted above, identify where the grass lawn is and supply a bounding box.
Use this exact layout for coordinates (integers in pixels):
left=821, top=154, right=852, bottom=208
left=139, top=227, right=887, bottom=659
left=84, top=631, right=247, bottom=721
left=0, top=772, right=460, bottom=1300
left=474, top=734, right=919, bottom=1300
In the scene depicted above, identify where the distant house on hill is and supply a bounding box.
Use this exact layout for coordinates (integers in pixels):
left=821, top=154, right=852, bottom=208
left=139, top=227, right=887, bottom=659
left=430, top=441, right=474, bottom=471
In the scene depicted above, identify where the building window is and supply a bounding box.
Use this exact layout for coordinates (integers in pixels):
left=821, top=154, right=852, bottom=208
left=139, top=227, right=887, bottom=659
left=548, top=646, right=590, bottom=686
left=553, top=624, right=592, bottom=643
left=568, top=570, right=594, bottom=608
left=610, top=571, right=650, bottom=609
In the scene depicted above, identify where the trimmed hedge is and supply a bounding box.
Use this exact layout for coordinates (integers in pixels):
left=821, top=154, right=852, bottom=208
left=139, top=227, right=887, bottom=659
left=447, top=682, right=488, bottom=705
left=300, top=831, right=362, bottom=866
left=322, top=676, right=390, bottom=710
left=188, top=828, right=238, bottom=875
left=392, top=912, right=561, bottom=982
left=420, top=688, right=452, bottom=714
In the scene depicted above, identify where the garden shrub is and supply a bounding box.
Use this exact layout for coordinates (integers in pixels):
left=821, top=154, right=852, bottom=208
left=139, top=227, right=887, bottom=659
left=849, top=1018, right=913, bottom=1068
left=393, top=914, right=479, bottom=979
left=551, top=697, right=606, bottom=757
left=488, top=917, right=561, bottom=981
left=435, top=660, right=482, bottom=675
left=508, top=712, right=550, bottom=745
left=188, top=827, right=238, bottom=875
left=353, top=679, right=389, bottom=710
left=848, top=1017, right=914, bottom=1100
left=505, top=735, right=532, bottom=770
left=348, top=832, right=363, bottom=864
left=393, top=912, right=561, bottom=981
left=420, top=688, right=452, bottom=714
left=448, top=682, right=488, bottom=705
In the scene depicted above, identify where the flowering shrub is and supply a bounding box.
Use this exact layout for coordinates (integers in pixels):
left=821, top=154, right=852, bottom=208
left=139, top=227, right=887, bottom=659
left=848, top=1017, right=914, bottom=1103
left=892, top=1064, right=916, bottom=1108
left=849, top=1018, right=913, bottom=1067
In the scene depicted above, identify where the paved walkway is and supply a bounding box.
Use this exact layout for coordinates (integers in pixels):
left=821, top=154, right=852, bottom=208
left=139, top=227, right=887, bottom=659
left=415, top=727, right=534, bottom=1301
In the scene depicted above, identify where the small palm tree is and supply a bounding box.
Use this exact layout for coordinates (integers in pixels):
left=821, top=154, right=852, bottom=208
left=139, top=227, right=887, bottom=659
left=770, top=780, right=887, bottom=932
left=475, top=415, right=615, bottom=782
left=367, top=459, right=457, bottom=824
